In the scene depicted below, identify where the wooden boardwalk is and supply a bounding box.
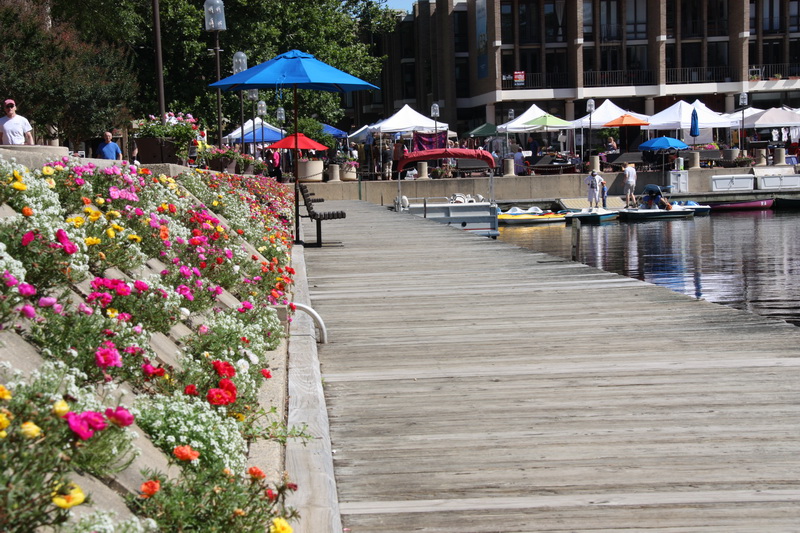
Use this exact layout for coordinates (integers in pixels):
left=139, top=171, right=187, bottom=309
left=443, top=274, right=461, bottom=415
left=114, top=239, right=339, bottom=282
left=290, top=199, right=800, bottom=532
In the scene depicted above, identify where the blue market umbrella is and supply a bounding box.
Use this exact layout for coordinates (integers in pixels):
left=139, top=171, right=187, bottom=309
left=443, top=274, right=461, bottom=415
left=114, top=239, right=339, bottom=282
left=690, top=108, right=700, bottom=143
left=235, top=126, right=283, bottom=144
left=639, top=136, right=689, bottom=151
left=210, top=50, right=379, bottom=243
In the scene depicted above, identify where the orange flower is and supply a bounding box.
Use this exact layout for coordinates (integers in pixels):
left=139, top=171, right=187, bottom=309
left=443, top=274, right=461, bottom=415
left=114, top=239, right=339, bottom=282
left=21, top=206, right=33, bottom=217
left=247, top=466, right=266, bottom=479
left=173, top=445, right=200, bottom=461
left=81, top=196, right=92, bottom=205
left=140, top=479, right=161, bottom=498
left=158, top=225, right=169, bottom=240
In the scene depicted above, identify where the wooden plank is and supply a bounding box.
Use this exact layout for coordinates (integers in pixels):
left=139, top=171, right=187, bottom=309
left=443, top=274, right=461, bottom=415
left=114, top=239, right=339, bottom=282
left=292, top=199, right=800, bottom=532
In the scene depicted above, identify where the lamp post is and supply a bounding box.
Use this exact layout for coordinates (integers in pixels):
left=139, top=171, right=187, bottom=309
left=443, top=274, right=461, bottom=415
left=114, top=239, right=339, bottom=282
left=506, top=108, right=514, bottom=155
left=276, top=106, right=285, bottom=175
left=586, top=98, right=595, bottom=159
left=739, top=92, right=748, bottom=153
left=233, top=51, right=247, bottom=148
left=152, top=0, right=166, bottom=125
left=246, top=89, right=258, bottom=160
left=431, top=102, right=440, bottom=148
left=204, top=0, right=226, bottom=149
left=257, top=100, right=266, bottom=161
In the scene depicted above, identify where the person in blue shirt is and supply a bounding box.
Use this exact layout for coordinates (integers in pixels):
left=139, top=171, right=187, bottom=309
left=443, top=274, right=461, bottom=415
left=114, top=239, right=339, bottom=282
left=96, top=131, right=122, bottom=160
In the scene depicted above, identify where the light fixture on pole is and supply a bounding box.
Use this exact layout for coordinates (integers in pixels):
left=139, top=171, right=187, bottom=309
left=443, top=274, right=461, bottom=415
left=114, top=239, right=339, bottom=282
left=257, top=100, right=266, bottom=160
left=739, top=92, right=748, bottom=152
left=233, top=51, right=247, bottom=147
left=431, top=102, right=440, bottom=148
left=506, top=108, right=514, bottom=155
left=246, top=89, right=259, bottom=160
left=276, top=106, right=285, bottom=137
left=204, top=0, right=226, bottom=149
left=586, top=98, right=595, bottom=158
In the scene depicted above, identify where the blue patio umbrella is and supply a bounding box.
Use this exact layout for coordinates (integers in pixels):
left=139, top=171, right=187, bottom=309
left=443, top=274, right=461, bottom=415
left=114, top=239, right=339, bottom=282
left=235, top=126, right=283, bottom=144
left=690, top=108, right=700, bottom=144
left=322, top=123, right=348, bottom=139
left=639, top=136, right=689, bottom=151
left=210, top=50, right=379, bottom=243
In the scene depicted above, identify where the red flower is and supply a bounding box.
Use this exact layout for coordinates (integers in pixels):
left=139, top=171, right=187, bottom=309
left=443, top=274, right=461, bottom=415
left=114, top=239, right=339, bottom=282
left=248, top=466, right=266, bottom=479
left=184, top=384, right=198, bottom=396
left=260, top=368, right=272, bottom=379
left=207, top=388, right=235, bottom=406
left=140, top=480, right=161, bottom=498
left=219, top=378, right=237, bottom=397
left=173, top=445, right=201, bottom=461
left=211, top=360, right=236, bottom=378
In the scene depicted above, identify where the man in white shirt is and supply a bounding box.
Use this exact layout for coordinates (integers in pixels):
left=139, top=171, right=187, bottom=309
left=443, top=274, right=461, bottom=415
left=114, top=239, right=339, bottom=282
left=0, top=99, right=34, bottom=145
left=624, top=163, right=637, bottom=207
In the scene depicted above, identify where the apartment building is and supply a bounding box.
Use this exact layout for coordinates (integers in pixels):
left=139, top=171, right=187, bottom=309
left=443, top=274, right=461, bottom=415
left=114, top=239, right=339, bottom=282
left=364, top=0, right=800, bottom=135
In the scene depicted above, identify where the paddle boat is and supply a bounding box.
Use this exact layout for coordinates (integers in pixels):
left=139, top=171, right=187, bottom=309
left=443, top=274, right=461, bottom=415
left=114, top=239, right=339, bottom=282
left=498, top=206, right=567, bottom=225
left=564, top=207, right=618, bottom=224
left=618, top=184, right=695, bottom=221
left=397, top=194, right=499, bottom=238
left=672, top=200, right=711, bottom=216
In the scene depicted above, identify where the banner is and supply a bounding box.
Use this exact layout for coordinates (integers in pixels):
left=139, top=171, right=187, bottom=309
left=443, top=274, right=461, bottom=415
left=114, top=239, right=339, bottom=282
left=412, top=131, right=448, bottom=151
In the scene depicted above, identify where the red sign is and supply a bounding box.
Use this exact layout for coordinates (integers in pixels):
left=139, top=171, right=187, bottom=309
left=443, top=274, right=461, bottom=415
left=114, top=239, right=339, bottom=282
left=514, top=71, right=525, bottom=86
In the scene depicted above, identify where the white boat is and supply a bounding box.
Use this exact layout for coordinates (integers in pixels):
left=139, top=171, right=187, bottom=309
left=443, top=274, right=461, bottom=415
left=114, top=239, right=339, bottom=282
left=397, top=194, right=499, bottom=238
left=564, top=207, right=619, bottom=224
left=618, top=204, right=695, bottom=221
left=498, top=206, right=567, bottom=225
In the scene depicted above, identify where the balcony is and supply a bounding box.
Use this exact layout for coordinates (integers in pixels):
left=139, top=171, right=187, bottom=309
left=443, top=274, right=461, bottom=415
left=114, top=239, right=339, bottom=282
left=754, top=63, right=800, bottom=79
left=584, top=70, right=655, bottom=87
left=666, top=66, right=734, bottom=84
left=501, top=72, right=571, bottom=90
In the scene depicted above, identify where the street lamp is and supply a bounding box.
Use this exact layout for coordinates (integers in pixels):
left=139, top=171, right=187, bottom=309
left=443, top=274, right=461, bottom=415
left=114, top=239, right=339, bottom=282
left=586, top=98, right=595, bottom=159
left=276, top=106, right=285, bottom=174
left=739, top=92, right=748, bottom=152
left=506, top=108, right=514, bottom=155
left=233, top=51, right=247, bottom=148
left=204, top=0, right=226, bottom=149
left=431, top=103, right=440, bottom=148
left=257, top=100, right=266, bottom=161
left=246, top=89, right=258, bottom=159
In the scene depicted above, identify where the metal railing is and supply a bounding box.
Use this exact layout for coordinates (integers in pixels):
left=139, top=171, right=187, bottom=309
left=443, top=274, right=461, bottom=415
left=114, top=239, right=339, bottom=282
left=584, top=69, right=655, bottom=87
left=666, top=66, right=734, bottom=84
left=501, top=72, right=570, bottom=90
left=756, top=63, right=800, bottom=79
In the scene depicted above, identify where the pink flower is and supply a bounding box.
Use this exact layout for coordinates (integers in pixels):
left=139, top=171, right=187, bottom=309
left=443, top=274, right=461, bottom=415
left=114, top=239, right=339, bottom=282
left=18, top=305, right=36, bottom=318
left=37, top=296, right=57, bottom=307
left=55, top=228, right=71, bottom=246
left=17, top=283, right=36, bottom=297
left=21, top=231, right=35, bottom=246
left=95, top=341, right=122, bottom=368
left=198, top=324, right=209, bottom=335
left=3, top=270, right=19, bottom=287
left=77, top=303, right=94, bottom=315
left=82, top=411, right=107, bottom=431
left=175, top=285, right=194, bottom=301
left=104, top=406, right=135, bottom=427
left=64, top=412, right=95, bottom=440
left=133, top=280, right=149, bottom=292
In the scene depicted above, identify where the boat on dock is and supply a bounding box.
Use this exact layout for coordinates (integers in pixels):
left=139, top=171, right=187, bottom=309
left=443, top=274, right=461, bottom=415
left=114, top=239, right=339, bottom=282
left=498, top=206, right=567, bottom=225
left=618, top=206, right=695, bottom=221
left=564, top=207, right=619, bottom=224
left=672, top=200, right=711, bottom=216
left=706, top=198, right=774, bottom=211
left=397, top=194, right=499, bottom=238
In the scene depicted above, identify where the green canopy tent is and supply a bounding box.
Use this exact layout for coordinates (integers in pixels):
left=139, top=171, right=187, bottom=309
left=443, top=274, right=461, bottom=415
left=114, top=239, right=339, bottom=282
left=466, top=123, right=498, bottom=137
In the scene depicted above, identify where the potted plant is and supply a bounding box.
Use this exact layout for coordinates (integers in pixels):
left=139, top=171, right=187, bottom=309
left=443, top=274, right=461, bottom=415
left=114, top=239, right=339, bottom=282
left=734, top=155, right=755, bottom=167
left=340, top=159, right=359, bottom=181
left=204, top=146, right=239, bottom=173
left=297, top=156, right=324, bottom=182
left=133, top=112, right=203, bottom=164
left=238, top=153, right=255, bottom=174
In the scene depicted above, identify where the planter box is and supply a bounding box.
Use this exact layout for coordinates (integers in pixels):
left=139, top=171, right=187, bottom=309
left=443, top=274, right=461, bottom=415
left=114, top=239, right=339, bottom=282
left=208, top=157, right=237, bottom=173
left=136, top=137, right=183, bottom=165
left=298, top=160, right=324, bottom=182
left=340, top=166, right=358, bottom=181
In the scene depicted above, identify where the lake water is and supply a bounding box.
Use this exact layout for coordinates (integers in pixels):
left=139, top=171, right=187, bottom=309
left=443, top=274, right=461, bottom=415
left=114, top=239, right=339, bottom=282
left=498, top=210, right=800, bottom=327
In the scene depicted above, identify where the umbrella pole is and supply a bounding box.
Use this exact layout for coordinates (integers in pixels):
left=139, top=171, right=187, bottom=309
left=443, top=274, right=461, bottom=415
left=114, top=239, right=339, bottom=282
left=294, top=85, right=302, bottom=245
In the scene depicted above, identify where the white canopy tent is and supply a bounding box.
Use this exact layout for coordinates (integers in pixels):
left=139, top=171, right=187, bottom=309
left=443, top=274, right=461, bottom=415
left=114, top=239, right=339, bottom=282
left=643, top=100, right=732, bottom=130
left=496, top=103, right=547, bottom=133
left=743, top=107, right=800, bottom=128
left=570, top=99, right=649, bottom=129
left=223, top=117, right=283, bottom=144
left=722, top=107, right=765, bottom=128
left=369, top=104, right=449, bottom=134
left=347, top=124, right=372, bottom=143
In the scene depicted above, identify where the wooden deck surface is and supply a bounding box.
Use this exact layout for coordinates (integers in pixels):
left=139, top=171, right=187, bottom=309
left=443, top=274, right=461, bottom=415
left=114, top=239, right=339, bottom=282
left=291, top=199, right=800, bottom=532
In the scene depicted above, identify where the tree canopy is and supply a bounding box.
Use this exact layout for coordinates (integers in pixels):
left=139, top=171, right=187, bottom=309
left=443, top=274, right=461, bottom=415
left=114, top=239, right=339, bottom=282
left=0, top=0, right=397, bottom=145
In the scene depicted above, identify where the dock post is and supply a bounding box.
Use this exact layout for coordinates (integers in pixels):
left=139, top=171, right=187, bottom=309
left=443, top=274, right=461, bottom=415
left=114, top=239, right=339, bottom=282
left=571, top=218, right=581, bottom=261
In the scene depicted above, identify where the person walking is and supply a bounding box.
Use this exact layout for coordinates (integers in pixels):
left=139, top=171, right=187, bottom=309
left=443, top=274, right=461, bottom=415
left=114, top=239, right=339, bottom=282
left=513, top=147, right=526, bottom=175
left=96, top=131, right=122, bottom=160
left=584, top=170, right=602, bottom=208
left=624, top=162, right=637, bottom=207
left=0, top=99, right=33, bottom=145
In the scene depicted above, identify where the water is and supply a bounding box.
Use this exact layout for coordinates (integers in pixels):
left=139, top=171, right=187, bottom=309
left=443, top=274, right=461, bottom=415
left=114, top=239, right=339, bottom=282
left=498, top=210, right=800, bottom=327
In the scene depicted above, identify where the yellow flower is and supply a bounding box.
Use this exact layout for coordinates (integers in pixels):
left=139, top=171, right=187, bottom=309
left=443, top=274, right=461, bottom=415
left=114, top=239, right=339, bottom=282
left=0, top=430, right=6, bottom=439
left=45, top=177, right=56, bottom=188
left=41, top=166, right=55, bottom=176
left=216, top=226, right=225, bottom=233
left=67, top=216, right=86, bottom=228
left=84, top=237, right=101, bottom=246
left=269, top=517, right=293, bottom=533
left=53, top=165, right=64, bottom=171
left=106, top=228, right=116, bottom=239
left=52, top=483, right=86, bottom=509
left=20, top=421, right=42, bottom=438
left=106, top=210, right=121, bottom=219
left=212, top=200, right=219, bottom=206
left=0, top=384, right=11, bottom=400
left=11, top=181, right=26, bottom=191
left=0, top=412, right=10, bottom=430
left=13, top=169, right=23, bottom=181
left=231, top=412, right=245, bottom=422
left=111, top=223, right=124, bottom=232
left=95, top=197, right=105, bottom=206
left=106, top=308, right=119, bottom=319
left=53, top=399, right=69, bottom=417
left=127, top=234, right=142, bottom=243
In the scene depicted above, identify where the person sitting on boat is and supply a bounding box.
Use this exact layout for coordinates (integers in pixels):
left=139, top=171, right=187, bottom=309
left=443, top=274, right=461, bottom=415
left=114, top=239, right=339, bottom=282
left=640, top=189, right=670, bottom=210
left=584, top=170, right=603, bottom=208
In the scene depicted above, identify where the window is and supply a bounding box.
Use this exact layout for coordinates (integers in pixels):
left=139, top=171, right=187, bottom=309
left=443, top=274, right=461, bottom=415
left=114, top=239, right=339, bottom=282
left=501, top=2, right=514, bottom=44
left=762, top=0, right=782, bottom=33
left=681, top=42, right=701, bottom=68
left=583, top=0, right=594, bottom=41
left=791, top=0, right=800, bottom=32
left=454, top=11, right=469, bottom=53
left=681, top=0, right=703, bottom=38
left=399, top=22, right=415, bottom=59
left=583, top=47, right=595, bottom=71
left=625, top=0, right=647, bottom=40
left=599, top=0, right=621, bottom=41
left=455, top=57, right=470, bottom=98
left=600, top=45, right=621, bottom=71
left=401, top=63, right=416, bottom=100
left=707, top=0, right=728, bottom=36
left=519, top=0, right=540, bottom=44
left=707, top=41, right=729, bottom=67
left=626, top=45, right=648, bottom=70
left=544, top=0, right=566, bottom=43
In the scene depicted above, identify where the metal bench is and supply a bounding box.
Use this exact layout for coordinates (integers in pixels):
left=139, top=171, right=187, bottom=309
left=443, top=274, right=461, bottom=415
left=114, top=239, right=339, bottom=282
left=298, top=184, right=346, bottom=247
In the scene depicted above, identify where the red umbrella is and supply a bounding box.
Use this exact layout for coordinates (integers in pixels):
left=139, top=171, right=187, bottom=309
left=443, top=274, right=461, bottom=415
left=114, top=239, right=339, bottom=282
left=266, top=132, right=328, bottom=151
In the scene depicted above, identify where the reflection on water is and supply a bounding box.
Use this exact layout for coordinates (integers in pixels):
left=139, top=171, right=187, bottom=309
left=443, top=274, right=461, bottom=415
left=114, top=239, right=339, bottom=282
left=498, top=211, right=800, bottom=326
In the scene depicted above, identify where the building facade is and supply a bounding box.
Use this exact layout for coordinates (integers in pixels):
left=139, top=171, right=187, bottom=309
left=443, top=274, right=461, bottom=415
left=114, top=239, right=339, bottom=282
left=372, top=0, right=800, bottom=135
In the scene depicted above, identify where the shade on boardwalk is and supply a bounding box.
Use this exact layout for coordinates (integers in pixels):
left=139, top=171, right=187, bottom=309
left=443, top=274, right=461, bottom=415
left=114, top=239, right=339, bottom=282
left=289, top=200, right=800, bottom=532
